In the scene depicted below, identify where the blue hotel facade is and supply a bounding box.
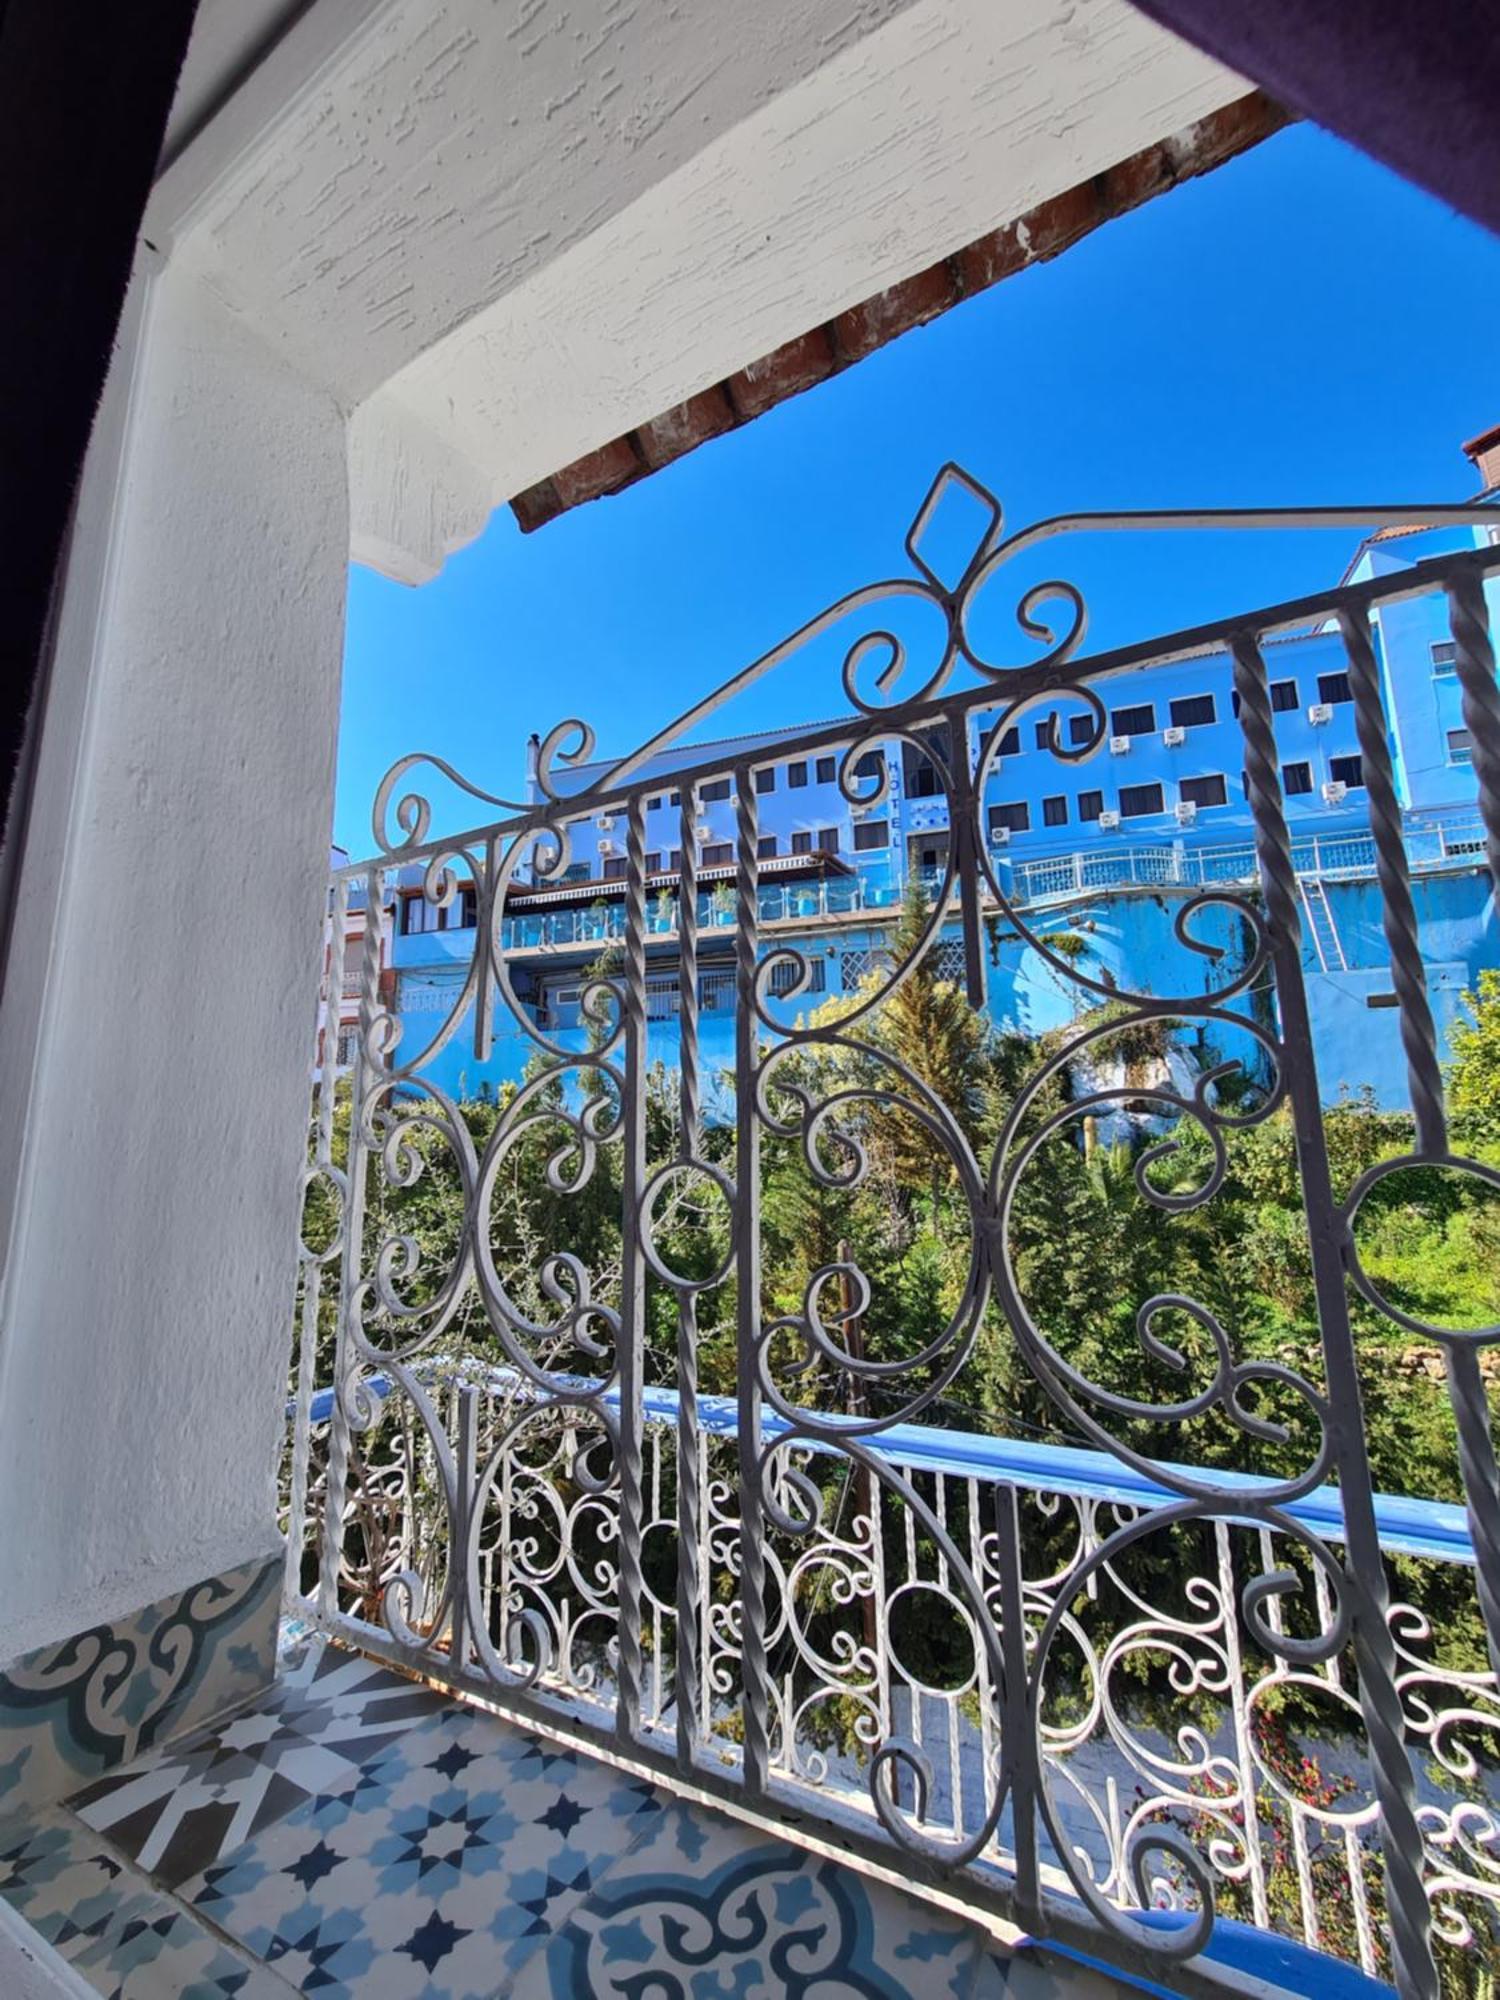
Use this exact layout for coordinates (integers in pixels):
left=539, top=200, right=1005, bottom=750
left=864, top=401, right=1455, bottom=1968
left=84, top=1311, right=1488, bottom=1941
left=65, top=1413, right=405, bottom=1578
left=385, top=517, right=1495, bottom=1113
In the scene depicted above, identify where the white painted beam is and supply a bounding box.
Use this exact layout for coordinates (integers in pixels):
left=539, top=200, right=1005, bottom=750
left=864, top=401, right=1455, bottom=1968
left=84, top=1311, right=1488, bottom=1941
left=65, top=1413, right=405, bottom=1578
left=153, top=0, right=1242, bottom=582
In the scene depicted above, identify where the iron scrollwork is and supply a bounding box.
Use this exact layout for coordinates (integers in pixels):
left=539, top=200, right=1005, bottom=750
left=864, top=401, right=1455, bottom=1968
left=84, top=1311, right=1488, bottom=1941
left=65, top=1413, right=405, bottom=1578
left=292, top=468, right=1500, bottom=1998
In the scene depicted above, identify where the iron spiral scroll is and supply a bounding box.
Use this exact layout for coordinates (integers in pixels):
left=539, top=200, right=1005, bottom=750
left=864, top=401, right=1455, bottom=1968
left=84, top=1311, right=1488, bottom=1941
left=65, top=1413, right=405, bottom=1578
left=297, top=467, right=1500, bottom=1998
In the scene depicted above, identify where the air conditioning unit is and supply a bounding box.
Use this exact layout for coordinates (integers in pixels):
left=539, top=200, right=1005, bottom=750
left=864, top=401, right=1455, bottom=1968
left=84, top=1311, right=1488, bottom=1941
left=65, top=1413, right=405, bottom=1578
left=1098, top=810, right=1121, bottom=831
left=990, top=825, right=1011, bottom=847
left=597, top=838, right=616, bottom=856
left=1174, top=800, right=1197, bottom=825
left=1162, top=726, right=1186, bottom=748
left=1307, top=703, right=1333, bottom=725
left=595, top=813, right=615, bottom=831
left=1108, top=735, right=1131, bottom=755
left=694, top=822, right=712, bottom=842
left=1322, top=780, right=1348, bottom=805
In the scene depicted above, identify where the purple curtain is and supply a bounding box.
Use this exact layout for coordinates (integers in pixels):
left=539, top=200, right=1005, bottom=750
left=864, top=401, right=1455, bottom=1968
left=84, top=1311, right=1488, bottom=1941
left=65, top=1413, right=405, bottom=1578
left=1128, top=0, right=1500, bottom=236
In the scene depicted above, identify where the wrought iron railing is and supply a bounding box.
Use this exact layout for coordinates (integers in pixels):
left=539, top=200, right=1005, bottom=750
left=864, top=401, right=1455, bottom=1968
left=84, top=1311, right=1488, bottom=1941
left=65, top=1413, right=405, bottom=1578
left=288, top=468, right=1500, bottom=1999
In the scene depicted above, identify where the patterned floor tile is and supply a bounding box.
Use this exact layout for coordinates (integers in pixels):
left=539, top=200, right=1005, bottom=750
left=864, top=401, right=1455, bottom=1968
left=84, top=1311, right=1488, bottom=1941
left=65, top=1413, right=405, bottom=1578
left=509, top=1796, right=990, bottom=1999
left=69, top=1640, right=453, bottom=1887
left=0, top=1805, right=293, bottom=1997
left=176, top=1699, right=670, bottom=1998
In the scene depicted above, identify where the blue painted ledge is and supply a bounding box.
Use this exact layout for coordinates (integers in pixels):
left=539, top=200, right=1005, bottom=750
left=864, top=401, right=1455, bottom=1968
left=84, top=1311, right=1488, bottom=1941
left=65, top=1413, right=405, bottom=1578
left=1029, top=1910, right=1396, bottom=1999
left=297, top=1368, right=1472, bottom=1567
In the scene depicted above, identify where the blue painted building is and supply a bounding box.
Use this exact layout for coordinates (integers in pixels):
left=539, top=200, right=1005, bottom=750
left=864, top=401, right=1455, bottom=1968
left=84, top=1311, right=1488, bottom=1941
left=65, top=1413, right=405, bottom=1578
left=385, top=513, right=1494, bottom=1110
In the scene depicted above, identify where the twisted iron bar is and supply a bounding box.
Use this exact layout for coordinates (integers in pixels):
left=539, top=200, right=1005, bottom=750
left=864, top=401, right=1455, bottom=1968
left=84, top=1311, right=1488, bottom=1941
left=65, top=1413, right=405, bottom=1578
left=675, top=782, right=704, bottom=1770
left=1448, top=571, right=1500, bottom=899
left=1338, top=609, right=1447, bottom=1155
left=1232, top=632, right=1437, bottom=2000
left=1343, top=597, right=1500, bottom=1692
left=614, top=794, right=650, bottom=1739
left=735, top=774, right=770, bottom=1793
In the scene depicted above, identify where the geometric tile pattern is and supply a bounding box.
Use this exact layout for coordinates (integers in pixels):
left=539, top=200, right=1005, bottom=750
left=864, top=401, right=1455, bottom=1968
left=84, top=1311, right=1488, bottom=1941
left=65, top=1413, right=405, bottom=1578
left=0, top=1634, right=1137, bottom=1999
left=71, top=1641, right=448, bottom=1889
left=0, top=1554, right=281, bottom=1820
left=0, top=1805, right=292, bottom=1997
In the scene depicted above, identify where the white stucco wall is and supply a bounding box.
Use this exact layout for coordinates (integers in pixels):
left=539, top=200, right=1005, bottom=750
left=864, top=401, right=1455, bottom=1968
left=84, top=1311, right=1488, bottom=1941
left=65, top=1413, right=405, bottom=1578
left=0, top=263, right=348, bottom=1657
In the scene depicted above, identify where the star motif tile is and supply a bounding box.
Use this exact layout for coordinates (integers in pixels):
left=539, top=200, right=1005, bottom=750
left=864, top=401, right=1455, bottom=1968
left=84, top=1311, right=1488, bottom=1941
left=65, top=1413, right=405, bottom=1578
left=1, top=1638, right=1017, bottom=2000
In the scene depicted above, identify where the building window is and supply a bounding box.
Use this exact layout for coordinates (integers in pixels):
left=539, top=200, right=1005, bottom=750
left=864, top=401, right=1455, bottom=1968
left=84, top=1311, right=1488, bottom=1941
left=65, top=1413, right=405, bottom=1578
left=1447, top=727, right=1474, bottom=765
left=1282, top=761, right=1313, bottom=796
left=998, top=726, right=1020, bottom=756
left=1119, top=782, right=1165, bottom=818
left=1035, top=720, right=1052, bottom=749
left=1179, top=773, right=1227, bottom=809
left=645, top=853, right=663, bottom=874
left=854, top=750, right=883, bottom=781
left=904, top=728, right=950, bottom=798
left=816, top=755, right=837, bottom=783
left=853, top=819, right=889, bottom=851
left=757, top=834, right=778, bottom=858
left=702, top=842, right=733, bottom=865
left=1043, top=794, right=1068, bottom=827
left=791, top=830, right=812, bottom=855
left=788, top=760, right=808, bottom=789
left=563, top=861, right=590, bottom=882
left=1243, top=681, right=1299, bottom=718
left=646, top=795, right=663, bottom=810
left=701, top=778, right=731, bottom=802
left=1078, top=789, right=1104, bottom=822
left=1068, top=714, right=1095, bottom=747
left=755, top=767, right=776, bottom=794
left=1432, top=641, right=1458, bottom=674
left=1169, top=693, right=1216, bottom=729
left=1329, top=754, right=1365, bottom=789
left=603, top=857, right=628, bottom=881
left=816, top=827, right=839, bottom=853
left=1317, top=670, right=1353, bottom=706
left=669, top=790, right=681, bottom=807
left=670, top=849, right=682, bottom=871
left=769, top=956, right=826, bottom=996
left=400, top=895, right=433, bottom=935
left=1111, top=702, right=1155, bottom=738
left=988, top=801, right=1030, bottom=835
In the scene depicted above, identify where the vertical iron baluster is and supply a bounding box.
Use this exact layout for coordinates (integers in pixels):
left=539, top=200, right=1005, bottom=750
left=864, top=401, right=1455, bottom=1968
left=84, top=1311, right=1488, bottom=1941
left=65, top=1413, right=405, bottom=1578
left=286, top=873, right=346, bottom=1610
left=450, top=1385, right=477, bottom=1674
left=1214, top=1523, right=1270, bottom=1931
left=1447, top=571, right=1500, bottom=896
left=949, top=706, right=988, bottom=1010
left=733, top=772, right=770, bottom=1793
left=615, top=796, right=649, bottom=1742
left=319, top=863, right=384, bottom=1629
left=992, top=1481, right=1041, bottom=1931
left=675, top=782, right=703, bottom=1771
left=1345, top=606, right=1500, bottom=1683
left=1340, top=611, right=1447, bottom=1149
left=1232, top=631, right=1436, bottom=2000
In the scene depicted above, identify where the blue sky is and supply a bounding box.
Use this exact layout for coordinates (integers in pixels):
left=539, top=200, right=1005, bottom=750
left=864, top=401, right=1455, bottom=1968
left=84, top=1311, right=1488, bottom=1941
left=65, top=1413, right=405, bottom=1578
left=335, top=123, right=1500, bottom=857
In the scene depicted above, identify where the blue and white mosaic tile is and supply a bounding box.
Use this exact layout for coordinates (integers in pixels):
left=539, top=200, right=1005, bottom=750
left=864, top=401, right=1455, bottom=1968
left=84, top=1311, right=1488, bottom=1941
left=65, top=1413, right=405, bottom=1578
left=0, top=1555, right=281, bottom=1819
left=0, top=1633, right=1108, bottom=2000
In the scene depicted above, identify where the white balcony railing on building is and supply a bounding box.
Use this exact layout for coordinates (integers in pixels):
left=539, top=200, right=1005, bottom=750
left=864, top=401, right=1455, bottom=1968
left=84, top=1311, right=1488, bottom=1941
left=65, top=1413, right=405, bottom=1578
left=287, top=1364, right=1497, bottom=1989
left=483, top=813, right=1489, bottom=956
